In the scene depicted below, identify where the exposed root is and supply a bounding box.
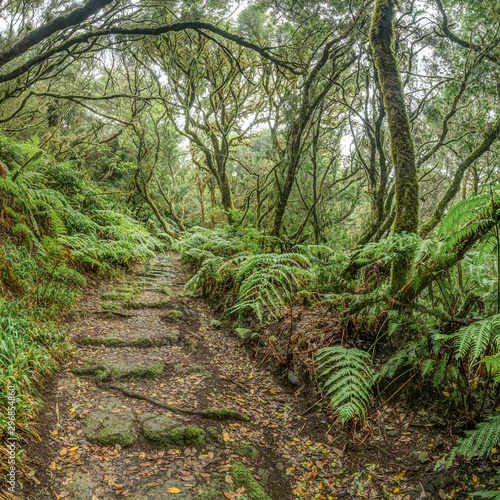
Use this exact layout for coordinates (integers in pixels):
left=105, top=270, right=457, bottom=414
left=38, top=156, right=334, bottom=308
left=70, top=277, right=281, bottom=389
left=71, top=365, right=250, bottom=422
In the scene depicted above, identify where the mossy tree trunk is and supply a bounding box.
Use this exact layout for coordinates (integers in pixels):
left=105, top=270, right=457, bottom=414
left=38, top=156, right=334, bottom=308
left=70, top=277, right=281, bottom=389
left=370, top=0, right=419, bottom=293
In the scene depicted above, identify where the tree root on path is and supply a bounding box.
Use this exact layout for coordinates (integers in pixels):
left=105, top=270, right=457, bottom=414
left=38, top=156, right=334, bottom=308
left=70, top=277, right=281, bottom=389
left=70, top=365, right=250, bottom=422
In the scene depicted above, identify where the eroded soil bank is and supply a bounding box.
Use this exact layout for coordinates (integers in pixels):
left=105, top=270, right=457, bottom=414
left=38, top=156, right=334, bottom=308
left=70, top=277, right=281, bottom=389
left=20, top=254, right=499, bottom=499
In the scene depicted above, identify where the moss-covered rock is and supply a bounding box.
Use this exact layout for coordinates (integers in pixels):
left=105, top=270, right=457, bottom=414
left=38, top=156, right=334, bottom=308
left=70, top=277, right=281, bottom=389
left=230, top=462, right=271, bottom=500
left=84, top=398, right=138, bottom=447
left=232, top=442, right=258, bottom=459
left=130, top=336, right=156, bottom=347
left=207, top=427, right=224, bottom=443
left=200, top=408, right=250, bottom=421
left=143, top=416, right=205, bottom=446
left=97, top=417, right=137, bottom=447
left=100, top=302, right=122, bottom=312
left=125, top=298, right=169, bottom=310
left=108, top=361, right=163, bottom=380
left=163, top=309, right=184, bottom=322
left=77, top=336, right=128, bottom=347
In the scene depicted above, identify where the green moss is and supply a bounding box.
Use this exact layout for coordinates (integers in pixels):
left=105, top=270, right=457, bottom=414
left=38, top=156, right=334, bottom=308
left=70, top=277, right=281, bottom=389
left=100, top=302, right=122, bottom=311
left=157, top=286, right=172, bottom=296
left=77, top=337, right=128, bottom=347
left=131, top=337, right=156, bottom=347
left=109, top=362, right=163, bottom=379
left=163, top=309, right=184, bottom=321
left=143, top=417, right=205, bottom=446
left=297, top=290, right=312, bottom=305
left=100, top=292, right=134, bottom=301
left=230, top=462, right=271, bottom=500
left=232, top=442, right=258, bottom=459
left=125, top=298, right=169, bottom=309
left=200, top=408, right=250, bottom=421
left=112, top=286, right=140, bottom=294
left=207, top=427, right=224, bottom=443
left=97, top=420, right=137, bottom=447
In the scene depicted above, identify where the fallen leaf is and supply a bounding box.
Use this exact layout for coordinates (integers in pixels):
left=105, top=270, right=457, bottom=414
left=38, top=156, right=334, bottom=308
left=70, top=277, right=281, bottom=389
left=223, top=433, right=230, bottom=442
left=166, top=487, right=181, bottom=494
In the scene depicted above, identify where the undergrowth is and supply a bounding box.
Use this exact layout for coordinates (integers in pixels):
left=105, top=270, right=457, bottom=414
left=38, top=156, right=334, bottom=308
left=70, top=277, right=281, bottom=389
left=0, top=132, right=168, bottom=489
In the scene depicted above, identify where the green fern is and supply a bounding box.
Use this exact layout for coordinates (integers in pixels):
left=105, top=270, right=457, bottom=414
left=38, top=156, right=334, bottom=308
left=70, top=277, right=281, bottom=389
left=228, top=253, right=313, bottom=321
left=443, top=411, right=500, bottom=467
left=453, top=314, right=500, bottom=365
left=316, top=345, right=373, bottom=424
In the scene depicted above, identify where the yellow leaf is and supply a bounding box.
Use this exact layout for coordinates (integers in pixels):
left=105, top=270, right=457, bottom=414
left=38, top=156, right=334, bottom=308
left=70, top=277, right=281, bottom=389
left=69, top=446, right=79, bottom=452
left=69, top=408, right=76, bottom=414
left=138, top=451, right=146, bottom=459
left=166, top=487, right=181, bottom=494
left=223, top=433, right=230, bottom=442
left=492, top=448, right=497, bottom=454
left=60, top=448, right=68, bottom=456
left=443, top=391, right=450, bottom=397
left=49, top=462, right=56, bottom=469
left=394, top=488, right=400, bottom=493
left=394, top=470, right=406, bottom=479
left=472, top=474, right=478, bottom=483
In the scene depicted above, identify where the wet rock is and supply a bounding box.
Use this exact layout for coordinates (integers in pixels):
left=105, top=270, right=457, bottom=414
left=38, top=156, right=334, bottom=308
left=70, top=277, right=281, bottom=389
left=386, top=429, right=400, bottom=437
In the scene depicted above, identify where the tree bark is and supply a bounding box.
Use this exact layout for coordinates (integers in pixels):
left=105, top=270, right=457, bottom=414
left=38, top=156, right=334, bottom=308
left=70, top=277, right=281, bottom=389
left=370, top=0, right=419, bottom=293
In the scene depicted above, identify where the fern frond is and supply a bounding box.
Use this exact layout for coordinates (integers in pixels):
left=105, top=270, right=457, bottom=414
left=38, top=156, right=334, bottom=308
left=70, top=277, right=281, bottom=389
left=316, top=345, right=373, bottom=424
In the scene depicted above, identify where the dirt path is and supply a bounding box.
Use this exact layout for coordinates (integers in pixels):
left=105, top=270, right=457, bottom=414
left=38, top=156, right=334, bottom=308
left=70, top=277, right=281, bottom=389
left=22, top=254, right=344, bottom=500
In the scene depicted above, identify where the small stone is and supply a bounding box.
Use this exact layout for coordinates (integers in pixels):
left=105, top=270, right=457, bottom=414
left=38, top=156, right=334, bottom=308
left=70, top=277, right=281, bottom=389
left=417, top=451, right=429, bottom=463
left=434, top=434, right=444, bottom=448
left=287, top=372, right=300, bottom=385
left=386, top=429, right=400, bottom=437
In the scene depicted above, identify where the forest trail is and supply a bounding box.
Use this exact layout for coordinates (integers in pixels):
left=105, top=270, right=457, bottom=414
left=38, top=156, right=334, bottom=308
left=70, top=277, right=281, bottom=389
left=23, top=254, right=342, bottom=500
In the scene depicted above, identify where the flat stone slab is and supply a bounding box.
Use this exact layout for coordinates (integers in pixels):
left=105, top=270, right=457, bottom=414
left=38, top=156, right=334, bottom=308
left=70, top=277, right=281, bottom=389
left=84, top=398, right=138, bottom=447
